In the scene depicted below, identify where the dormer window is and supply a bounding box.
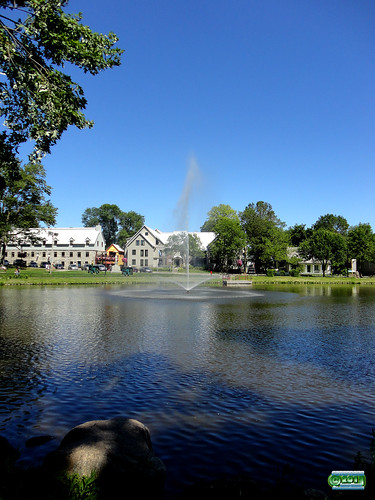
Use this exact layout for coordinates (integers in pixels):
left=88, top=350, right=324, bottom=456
left=69, top=238, right=74, bottom=246
left=54, top=240, right=58, bottom=246
left=85, top=238, right=90, bottom=246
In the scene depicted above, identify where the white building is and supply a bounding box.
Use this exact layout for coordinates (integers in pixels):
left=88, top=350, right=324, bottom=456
left=124, top=225, right=216, bottom=269
left=4, top=226, right=106, bottom=268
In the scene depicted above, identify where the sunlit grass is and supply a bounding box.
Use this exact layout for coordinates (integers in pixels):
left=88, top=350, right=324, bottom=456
left=1, top=267, right=374, bottom=286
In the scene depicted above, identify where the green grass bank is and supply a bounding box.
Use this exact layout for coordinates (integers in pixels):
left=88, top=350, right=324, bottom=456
left=1, top=268, right=375, bottom=286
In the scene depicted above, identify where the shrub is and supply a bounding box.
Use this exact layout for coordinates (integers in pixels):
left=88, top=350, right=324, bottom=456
left=266, top=269, right=275, bottom=277
left=290, top=269, right=300, bottom=277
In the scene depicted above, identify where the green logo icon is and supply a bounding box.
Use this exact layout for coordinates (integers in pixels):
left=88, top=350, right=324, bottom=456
left=328, top=471, right=366, bottom=490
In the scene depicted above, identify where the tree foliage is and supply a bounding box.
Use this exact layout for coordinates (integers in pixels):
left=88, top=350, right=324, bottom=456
left=82, top=204, right=144, bottom=247
left=209, top=217, right=246, bottom=272
left=117, top=211, right=145, bottom=248
left=164, top=232, right=189, bottom=265
left=240, top=201, right=288, bottom=272
left=287, top=224, right=311, bottom=246
left=347, top=223, right=375, bottom=276
left=298, top=228, right=347, bottom=277
left=0, top=133, right=57, bottom=261
left=200, top=204, right=238, bottom=232
left=164, top=232, right=205, bottom=267
left=0, top=0, right=123, bottom=159
left=313, top=213, right=349, bottom=235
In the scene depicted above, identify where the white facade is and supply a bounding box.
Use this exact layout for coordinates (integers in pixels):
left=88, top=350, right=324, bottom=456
left=124, top=226, right=216, bottom=269
left=5, top=226, right=106, bottom=268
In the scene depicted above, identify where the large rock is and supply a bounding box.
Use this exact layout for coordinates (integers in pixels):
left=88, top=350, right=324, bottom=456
left=44, top=417, right=166, bottom=499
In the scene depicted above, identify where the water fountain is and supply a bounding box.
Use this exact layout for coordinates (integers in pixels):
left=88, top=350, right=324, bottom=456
left=111, top=158, right=256, bottom=301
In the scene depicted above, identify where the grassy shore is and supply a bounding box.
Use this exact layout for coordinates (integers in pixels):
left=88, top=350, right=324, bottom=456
left=1, top=267, right=375, bottom=286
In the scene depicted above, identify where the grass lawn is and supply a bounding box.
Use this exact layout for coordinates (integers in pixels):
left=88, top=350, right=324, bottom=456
left=1, top=267, right=375, bottom=286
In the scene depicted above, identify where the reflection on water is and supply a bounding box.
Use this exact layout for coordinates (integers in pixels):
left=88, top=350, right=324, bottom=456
left=0, top=285, right=375, bottom=497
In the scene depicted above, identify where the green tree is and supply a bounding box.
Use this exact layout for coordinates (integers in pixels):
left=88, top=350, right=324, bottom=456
left=163, top=232, right=204, bottom=267
left=262, top=226, right=291, bottom=269
left=164, top=232, right=189, bottom=267
left=82, top=204, right=122, bottom=246
left=188, top=233, right=205, bottom=266
left=313, top=214, right=349, bottom=235
left=287, top=224, right=311, bottom=246
left=209, top=217, right=246, bottom=272
left=0, top=0, right=123, bottom=159
left=240, top=201, right=288, bottom=272
left=299, top=228, right=347, bottom=277
left=0, top=135, right=57, bottom=262
left=117, top=211, right=145, bottom=247
left=82, top=205, right=144, bottom=247
left=201, top=204, right=238, bottom=232
left=347, top=223, right=375, bottom=276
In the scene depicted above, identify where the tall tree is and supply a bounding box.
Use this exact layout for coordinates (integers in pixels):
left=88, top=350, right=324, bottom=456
left=0, top=135, right=57, bottom=262
left=299, top=228, right=347, bottom=277
left=117, top=211, right=145, bottom=248
left=0, top=0, right=123, bottom=159
left=240, top=201, right=287, bottom=272
left=313, top=214, right=349, bottom=235
left=164, top=232, right=189, bottom=267
left=287, top=224, right=311, bottom=246
left=201, top=204, right=238, bottom=232
left=209, top=217, right=246, bottom=272
left=82, top=205, right=144, bottom=246
left=347, top=223, right=375, bottom=276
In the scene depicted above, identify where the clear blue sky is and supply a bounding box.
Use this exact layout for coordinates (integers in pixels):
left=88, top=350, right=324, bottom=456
left=39, top=0, right=375, bottom=231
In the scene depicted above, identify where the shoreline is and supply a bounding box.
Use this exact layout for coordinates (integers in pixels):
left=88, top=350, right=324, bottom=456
left=1, top=269, right=375, bottom=287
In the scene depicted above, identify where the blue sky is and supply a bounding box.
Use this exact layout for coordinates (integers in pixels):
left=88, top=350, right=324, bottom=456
left=34, top=0, right=375, bottom=231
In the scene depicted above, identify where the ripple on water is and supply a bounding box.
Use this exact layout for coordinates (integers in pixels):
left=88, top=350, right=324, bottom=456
left=0, top=286, right=375, bottom=496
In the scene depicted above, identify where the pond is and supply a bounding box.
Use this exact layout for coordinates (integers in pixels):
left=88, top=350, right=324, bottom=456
left=0, top=284, right=374, bottom=497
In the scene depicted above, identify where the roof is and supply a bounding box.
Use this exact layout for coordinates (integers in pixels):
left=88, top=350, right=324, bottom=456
left=107, top=243, right=124, bottom=253
left=11, top=226, right=104, bottom=245
left=152, top=228, right=216, bottom=249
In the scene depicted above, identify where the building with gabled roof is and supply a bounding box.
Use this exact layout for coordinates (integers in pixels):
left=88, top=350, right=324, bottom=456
left=124, top=225, right=216, bottom=269
left=4, top=226, right=106, bottom=268
left=96, top=243, right=126, bottom=268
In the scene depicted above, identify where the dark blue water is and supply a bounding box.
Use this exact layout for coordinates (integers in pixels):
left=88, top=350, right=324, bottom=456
left=0, top=284, right=374, bottom=497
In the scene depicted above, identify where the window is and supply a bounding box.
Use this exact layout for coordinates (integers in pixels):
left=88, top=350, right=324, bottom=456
left=306, top=265, right=311, bottom=273
left=141, top=240, right=145, bottom=246
left=77, top=252, right=81, bottom=257
left=132, top=259, right=136, bottom=265
left=145, top=231, right=148, bottom=236
left=314, top=265, right=319, bottom=273
left=136, top=240, right=140, bottom=246
left=140, top=259, right=144, bottom=266
left=132, top=249, right=136, bottom=255
left=31, top=252, right=34, bottom=257
left=145, top=250, right=148, bottom=257
left=86, top=252, right=89, bottom=257
left=145, top=259, right=148, bottom=266
left=140, top=250, right=144, bottom=257
left=62, top=252, right=65, bottom=257
left=54, top=240, right=58, bottom=246
left=54, top=252, right=57, bottom=258
left=70, top=252, right=73, bottom=257
left=42, top=252, right=46, bottom=257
